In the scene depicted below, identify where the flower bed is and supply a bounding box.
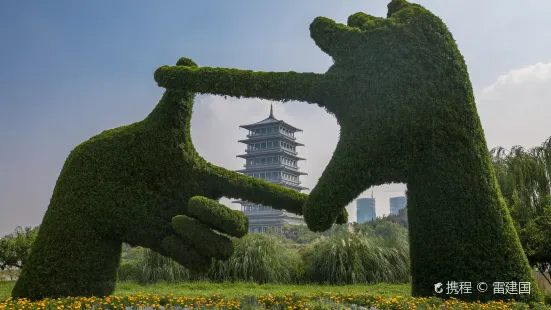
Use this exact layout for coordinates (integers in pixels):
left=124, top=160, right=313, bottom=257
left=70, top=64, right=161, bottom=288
left=1, top=294, right=550, bottom=310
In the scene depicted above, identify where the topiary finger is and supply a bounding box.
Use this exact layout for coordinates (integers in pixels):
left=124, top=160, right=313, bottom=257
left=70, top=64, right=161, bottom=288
left=347, top=12, right=382, bottom=29
left=161, top=235, right=211, bottom=272
left=335, top=208, right=348, bottom=224
left=171, top=215, right=234, bottom=260
left=175, top=57, right=198, bottom=67
left=187, top=196, right=248, bottom=237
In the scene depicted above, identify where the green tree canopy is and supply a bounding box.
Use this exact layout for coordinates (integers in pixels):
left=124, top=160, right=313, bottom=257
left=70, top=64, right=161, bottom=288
left=492, top=136, right=551, bottom=266
left=0, top=226, right=39, bottom=270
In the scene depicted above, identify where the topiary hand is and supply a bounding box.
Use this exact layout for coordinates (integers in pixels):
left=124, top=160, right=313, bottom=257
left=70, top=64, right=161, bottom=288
left=157, top=197, right=247, bottom=272
left=12, top=57, right=342, bottom=301
left=152, top=0, right=542, bottom=302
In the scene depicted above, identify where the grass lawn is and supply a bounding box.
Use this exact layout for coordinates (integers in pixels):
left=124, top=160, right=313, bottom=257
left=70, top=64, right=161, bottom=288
left=0, top=282, right=12, bottom=300
left=0, top=281, right=410, bottom=300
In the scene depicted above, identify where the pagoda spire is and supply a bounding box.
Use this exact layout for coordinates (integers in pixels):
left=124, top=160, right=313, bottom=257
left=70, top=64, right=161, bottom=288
left=269, top=104, right=274, bottom=118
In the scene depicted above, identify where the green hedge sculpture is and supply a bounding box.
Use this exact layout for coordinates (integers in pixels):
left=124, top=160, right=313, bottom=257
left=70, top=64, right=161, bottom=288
left=12, top=57, right=348, bottom=300
left=153, top=0, right=541, bottom=302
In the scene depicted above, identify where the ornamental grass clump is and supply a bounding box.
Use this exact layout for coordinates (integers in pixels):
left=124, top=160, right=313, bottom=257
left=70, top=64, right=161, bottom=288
left=305, top=229, right=410, bottom=285
left=209, top=234, right=302, bottom=284
left=136, top=249, right=193, bottom=284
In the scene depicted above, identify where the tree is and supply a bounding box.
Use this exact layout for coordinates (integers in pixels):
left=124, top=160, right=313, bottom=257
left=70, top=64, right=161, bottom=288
left=519, top=207, right=551, bottom=266
left=0, top=226, right=39, bottom=270
left=398, top=207, right=407, bottom=217
left=153, top=0, right=541, bottom=301
left=491, top=137, right=551, bottom=238
left=493, top=138, right=551, bottom=220
left=491, top=136, right=551, bottom=284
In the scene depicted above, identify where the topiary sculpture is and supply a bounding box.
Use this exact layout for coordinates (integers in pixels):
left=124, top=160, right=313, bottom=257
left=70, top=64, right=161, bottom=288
left=153, top=0, right=541, bottom=302
left=12, top=57, right=347, bottom=301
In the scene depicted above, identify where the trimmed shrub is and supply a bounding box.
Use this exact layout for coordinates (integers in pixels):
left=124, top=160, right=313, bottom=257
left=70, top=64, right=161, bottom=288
left=153, top=0, right=541, bottom=302
left=12, top=57, right=346, bottom=300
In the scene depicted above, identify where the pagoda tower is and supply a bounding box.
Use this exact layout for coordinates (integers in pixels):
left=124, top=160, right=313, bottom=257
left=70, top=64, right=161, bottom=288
left=234, top=105, right=307, bottom=233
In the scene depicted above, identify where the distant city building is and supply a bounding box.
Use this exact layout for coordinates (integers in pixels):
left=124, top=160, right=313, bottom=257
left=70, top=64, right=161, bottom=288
left=233, top=105, right=307, bottom=233
left=389, top=196, right=407, bottom=215
left=357, top=195, right=376, bottom=223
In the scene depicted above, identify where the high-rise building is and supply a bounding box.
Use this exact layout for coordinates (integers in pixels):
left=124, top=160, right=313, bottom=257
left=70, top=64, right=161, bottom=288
left=389, top=196, right=407, bottom=215
left=357, top=194, right=376, bottom=223
left=233, top=105, right=307, bottom=233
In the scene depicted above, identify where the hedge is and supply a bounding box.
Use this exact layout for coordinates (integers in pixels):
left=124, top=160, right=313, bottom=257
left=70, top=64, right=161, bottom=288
left=11, top=57, right=346, bottom=300
left=152, top=0, right=540, bottom=302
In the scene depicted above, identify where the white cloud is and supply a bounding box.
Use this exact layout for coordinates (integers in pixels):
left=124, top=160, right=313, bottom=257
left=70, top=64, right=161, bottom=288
left=477, top=62, right=551, bottom=150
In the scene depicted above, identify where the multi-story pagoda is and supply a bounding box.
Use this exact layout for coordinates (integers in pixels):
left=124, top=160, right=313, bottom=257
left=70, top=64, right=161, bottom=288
left=233, top=105, right=307, bottom=233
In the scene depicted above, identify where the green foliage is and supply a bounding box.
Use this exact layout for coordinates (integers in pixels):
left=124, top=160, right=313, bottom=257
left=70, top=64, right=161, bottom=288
left=153, top=0, right=541, bottom=301
left=171, top=215, right=233, bottom=261
left=277, top=224, right=328, bottom=244
left=379, top=211, right=409, bottom=229
left=117, top=248, right=205, bottom=284
left=519, top=207, right=551, bottom=266
left=209, top=234, right=301, bottom=284
left=491, top=137, right=551, bottom=268
left=0, top=280, right=413, bottom=303
left=187, top=196, right=248, bottom=238
left=136, top=249, right=193, bottom=284
left=12, top=57, right=345, bottom=301
left=491, top=137, right=551, bottom=229
left=116, top=260, right=141, bottom=282
left=303, top=227, right=410, bottom=285
left=398, top=207, right=408, bottom=217
left=120, top=243, right=145, bottom=261
left=116, top=224, right=410, bottom=286
left=0, top=226, right=38, bottom=271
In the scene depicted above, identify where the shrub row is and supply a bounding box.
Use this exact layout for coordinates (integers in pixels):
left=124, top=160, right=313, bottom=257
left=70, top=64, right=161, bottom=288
left=117, top=222, right=411, bottom=285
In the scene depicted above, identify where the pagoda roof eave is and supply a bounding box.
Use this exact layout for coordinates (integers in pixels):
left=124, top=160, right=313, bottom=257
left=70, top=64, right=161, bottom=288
left=236, top=153, right=306, bottom=160
left=235, top=168, right=307, bottom=175
left=239, top=119, right=303, bottom=132
left=238, top=139, right=304, bottom=146
left=279, top=121, right=303, bottom=132
left=270, top=181, right=309, bottom=190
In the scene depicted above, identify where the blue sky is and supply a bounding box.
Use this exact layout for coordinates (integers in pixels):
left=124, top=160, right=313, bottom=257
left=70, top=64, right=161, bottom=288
left=1, top=0, right=551, bottom=235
